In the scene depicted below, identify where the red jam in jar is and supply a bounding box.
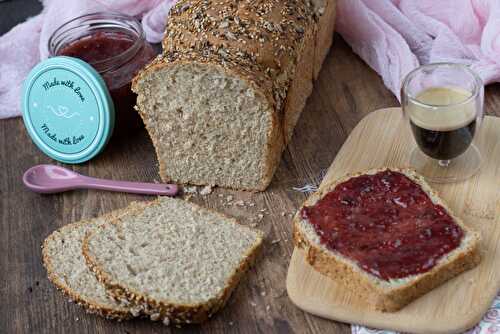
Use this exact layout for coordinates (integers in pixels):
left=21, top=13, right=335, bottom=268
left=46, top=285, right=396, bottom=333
left=301, top=170, right=463, bottom=280
left=48, top=13, right=156, bottom=135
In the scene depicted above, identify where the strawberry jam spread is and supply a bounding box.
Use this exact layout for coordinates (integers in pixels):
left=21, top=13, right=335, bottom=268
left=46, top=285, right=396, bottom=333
left=301, top=170, right=463, bottom=280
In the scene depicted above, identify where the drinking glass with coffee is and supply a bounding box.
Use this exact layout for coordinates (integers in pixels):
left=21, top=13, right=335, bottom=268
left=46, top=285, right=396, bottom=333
left=401, top=63, right=484, bottom=183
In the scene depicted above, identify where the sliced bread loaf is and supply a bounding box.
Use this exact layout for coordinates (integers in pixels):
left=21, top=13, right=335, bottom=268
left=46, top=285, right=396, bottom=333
left=293, top=168, right=481, bottom=312
left=83, top=197, right=263, bottom=324
left=42, top=203, right=146, bottom=319
left=132, top=0, right=336, bottom=191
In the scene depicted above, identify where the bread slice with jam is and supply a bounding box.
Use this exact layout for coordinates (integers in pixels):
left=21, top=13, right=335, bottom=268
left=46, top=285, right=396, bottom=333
left=293, top=168, right=481, bottom=312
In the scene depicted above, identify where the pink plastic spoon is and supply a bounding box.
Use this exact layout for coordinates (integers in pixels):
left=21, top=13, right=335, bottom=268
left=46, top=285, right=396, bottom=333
left=23, top=164, right=178, bottom=196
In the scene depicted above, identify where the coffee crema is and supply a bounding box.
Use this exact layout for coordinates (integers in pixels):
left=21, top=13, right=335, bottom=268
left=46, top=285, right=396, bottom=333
left=408, top=87, right=477, bottom=160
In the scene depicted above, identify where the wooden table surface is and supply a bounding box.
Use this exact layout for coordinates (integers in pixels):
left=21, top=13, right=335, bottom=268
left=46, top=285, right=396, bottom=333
left=1, top=2, right=500, bottom=334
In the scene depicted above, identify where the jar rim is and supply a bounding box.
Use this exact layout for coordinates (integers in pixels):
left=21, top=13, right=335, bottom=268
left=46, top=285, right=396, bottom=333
left=48, top=12, right=145, bottom=73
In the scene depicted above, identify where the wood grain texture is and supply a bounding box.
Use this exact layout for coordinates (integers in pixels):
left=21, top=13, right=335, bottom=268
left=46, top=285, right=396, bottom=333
left=1, top=7, right=500, bottom=333
left=287, top=108, right=500, bottom=334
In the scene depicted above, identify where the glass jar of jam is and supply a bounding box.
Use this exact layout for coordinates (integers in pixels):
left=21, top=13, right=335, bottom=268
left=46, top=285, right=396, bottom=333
left=48, top=12, right=156, bottom=135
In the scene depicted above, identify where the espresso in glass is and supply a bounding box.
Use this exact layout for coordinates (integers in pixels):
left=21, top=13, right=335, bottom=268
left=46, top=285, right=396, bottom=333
left=401, top=63, right=483, bottom=183
left=408, top=87, right=476, bottom=160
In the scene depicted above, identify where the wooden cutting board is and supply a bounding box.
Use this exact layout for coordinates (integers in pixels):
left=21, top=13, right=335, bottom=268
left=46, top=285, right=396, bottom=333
left=286, top=107, right=500, bottom=334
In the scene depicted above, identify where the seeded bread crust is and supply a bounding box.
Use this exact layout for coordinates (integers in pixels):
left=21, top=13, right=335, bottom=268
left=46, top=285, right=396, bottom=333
left=42, top=206, right=144, bottom=320
left=293, top=168, right=481, bottom=312
left=82, top=199, right=263, bottom=325
left=132, top=0, right=336, bottom=191
left=158, top=0, right=317, bottom=116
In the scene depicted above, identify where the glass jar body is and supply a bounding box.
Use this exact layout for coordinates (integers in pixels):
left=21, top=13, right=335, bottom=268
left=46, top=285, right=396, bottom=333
left=48, top=12, right=156, bottom=135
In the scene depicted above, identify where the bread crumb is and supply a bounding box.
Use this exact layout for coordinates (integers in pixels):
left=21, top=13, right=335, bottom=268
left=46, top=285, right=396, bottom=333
left=266, top=305, right=271, bottom=311
left=119, top=298, right=130, bottom=306
left=218, top=194, right=224, bottom=198
left=271, top=239, right=281, bottom=244
left=226, top=195, right=234, bottom=202
left=130, top=306, right=142, bottom=317
left=163, top=317, right=171, bottom=326
left=257, top=213, right=264, bottom=220
left=250, top=301, right=257, bottom=307
left=261, top=291, right=266, bottom=296
left=199, top=185, right=213, bottom=195
left=273, top=289, right=287, bottom=299
left=235, top=200, right=245, bottom=206
left=259, top=209, right=266, bottom=213
left=150, top=313, right=161, bottom=321
left=229, top=321, right=234, bottom=326
left=248, top=202, right=256, bottom=207
left=250, top=223, right=258, bottom=227
left=184, top=186, right=198, bottom=194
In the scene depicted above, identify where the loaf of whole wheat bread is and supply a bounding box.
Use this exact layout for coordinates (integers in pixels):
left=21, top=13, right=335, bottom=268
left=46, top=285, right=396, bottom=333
left=132, top=0, right=336, bottom=191
left=293, top=168, right=481, bottom=311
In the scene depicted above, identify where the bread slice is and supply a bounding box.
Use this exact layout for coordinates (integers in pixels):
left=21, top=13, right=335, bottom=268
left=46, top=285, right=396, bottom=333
left=42, top=203, right=146, bottom=319
left=293, top=168, right=481, bottom=312
left=82, top=197, right=263, bottom=325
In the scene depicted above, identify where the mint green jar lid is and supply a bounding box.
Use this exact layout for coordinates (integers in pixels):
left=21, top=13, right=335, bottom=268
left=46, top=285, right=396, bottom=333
left=22, top=56, right=114, bottom=164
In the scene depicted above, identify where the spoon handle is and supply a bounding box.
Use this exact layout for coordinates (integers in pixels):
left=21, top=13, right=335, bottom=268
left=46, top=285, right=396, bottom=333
left=80, top=176, right=178, bottom=196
